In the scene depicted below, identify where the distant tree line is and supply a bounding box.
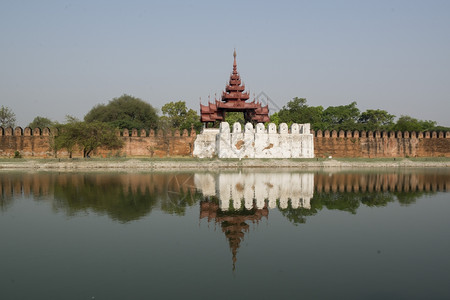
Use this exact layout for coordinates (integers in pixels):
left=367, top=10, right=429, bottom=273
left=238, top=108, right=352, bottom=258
left=270, top=97, right=450, bottom=132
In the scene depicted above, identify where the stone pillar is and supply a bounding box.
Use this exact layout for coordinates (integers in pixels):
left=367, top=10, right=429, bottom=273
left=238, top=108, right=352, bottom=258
left=217, top=122, right=232, bottom=158
left=243, top=123, right=255, bottom=158
left=254, top=123, right=268, bottom=158
left=291, top=123, right=302, bottom=158
left=230, top=122, right=243, bottom=159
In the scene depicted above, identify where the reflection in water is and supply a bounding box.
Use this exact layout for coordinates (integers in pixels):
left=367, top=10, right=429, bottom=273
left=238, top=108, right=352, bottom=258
left=1, top=170, right=449, bottom=299
left=195, top=170, right=449, bottom=268
left=315, top=171, right=449, bottom=193
left=195, top=172, right=314, bottom=210
left=1, top=170, right=448, bottom=269
left=0, top=172, right=200, bottom=222
left=200, top=201, right=268, bottom=270
left=1, top=170, right=448, bottom=221
left=196, top=172, right=313, bottom=270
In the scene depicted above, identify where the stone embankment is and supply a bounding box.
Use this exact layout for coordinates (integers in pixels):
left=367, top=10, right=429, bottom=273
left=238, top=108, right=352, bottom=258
left=0, top=158, right=449, bottom=172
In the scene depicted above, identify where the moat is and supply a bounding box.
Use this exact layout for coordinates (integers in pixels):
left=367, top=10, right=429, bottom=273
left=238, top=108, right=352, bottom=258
left=1, top=169, right=449, bottom=299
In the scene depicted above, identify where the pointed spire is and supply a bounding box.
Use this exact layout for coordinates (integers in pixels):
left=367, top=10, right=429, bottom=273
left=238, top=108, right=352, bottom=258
left=233, top=49, right=237, bottom=72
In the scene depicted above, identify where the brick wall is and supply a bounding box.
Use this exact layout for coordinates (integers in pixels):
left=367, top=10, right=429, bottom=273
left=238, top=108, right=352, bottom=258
left=1, top=126, right=449, bottom=158
left=313, top=130, right=450, bottom=158
left=0, top=127, right=196, bottom=158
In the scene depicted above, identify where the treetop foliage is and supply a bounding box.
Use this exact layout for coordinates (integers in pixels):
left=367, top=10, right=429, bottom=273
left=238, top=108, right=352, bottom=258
left=0, top=106, right=16, bottom=128
left=28, top=116, right=55, bottom=129
left=84, top=94, right=158, bottom=130
left=160, top=100, right=202, bottom=132
left=272, top=98, right=448, bottom=132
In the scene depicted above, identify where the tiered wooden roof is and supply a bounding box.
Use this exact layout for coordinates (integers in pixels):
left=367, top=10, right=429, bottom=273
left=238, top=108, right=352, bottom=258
left=200, top=51, right=270, bottom=125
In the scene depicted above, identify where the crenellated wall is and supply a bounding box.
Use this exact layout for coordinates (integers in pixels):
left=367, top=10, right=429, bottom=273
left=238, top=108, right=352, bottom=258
left=313, top=129, right=450, bottom=158
left=193, top=122, right=315, bottom=159
left=0, top=126, right=449, bottom=158
left=0, top=126, right=196, bottom=158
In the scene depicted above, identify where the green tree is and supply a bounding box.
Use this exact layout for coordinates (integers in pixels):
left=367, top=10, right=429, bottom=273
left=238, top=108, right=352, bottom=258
left=225, top=112, right=245, bottom=126
left=0, top=106, right=16, bottom=128
left=393, top=115, right=436, bottom=132
left=161, top=100, right=202, bottom=132
left=28, top=116, right=54, bottom=129
left=433, top=125, right=450, bottom=132
left=358, top=109, right=395, bottom=131
left=277, top=97, right=324, bottom=129
left=322, top=101, right=360, bottom=131
left=55, top=117, right=123, bottom=158
left=270, top=112, right=280, bottom=126
left=84, top=94, right=158, bottom=130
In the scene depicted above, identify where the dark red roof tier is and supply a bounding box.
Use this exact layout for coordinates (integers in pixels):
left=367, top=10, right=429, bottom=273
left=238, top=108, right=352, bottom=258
left=200, top=50, right=270, bottom=124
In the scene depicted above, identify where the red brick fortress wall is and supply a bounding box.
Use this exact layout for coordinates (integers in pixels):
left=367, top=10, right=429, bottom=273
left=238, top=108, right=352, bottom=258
left=313, top=130, right=450, bottom=158
left=0, top=127, right=196, bottom=158
left=0, top=126, right=449, bottom=158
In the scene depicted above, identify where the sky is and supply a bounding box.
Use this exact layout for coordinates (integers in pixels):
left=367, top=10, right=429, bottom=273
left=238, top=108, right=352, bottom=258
left=1, top=0, right=449, bottom=127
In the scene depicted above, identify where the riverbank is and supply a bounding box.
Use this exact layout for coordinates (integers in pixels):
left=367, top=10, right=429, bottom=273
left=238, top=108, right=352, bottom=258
left=0, top=157, right=449, bottom=171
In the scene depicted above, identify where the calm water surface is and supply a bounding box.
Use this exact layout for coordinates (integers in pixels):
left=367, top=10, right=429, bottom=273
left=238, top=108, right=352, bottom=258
left=1, top=169, right=449, bottom=300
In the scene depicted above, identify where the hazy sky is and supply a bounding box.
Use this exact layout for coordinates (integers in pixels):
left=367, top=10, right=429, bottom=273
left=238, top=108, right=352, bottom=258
left=1, top=0, right=449, bottom=127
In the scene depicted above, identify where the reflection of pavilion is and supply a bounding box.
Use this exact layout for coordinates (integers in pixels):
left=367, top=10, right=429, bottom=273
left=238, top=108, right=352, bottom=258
left=195, top=172, right=314, bottom=210
left=196, top=172, right=314, bottom=270
left=200, top=201, right=268, bottom=270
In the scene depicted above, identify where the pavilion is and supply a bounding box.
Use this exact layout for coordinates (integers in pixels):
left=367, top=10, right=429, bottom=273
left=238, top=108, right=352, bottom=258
left=200, top=50, right=270, bottom=127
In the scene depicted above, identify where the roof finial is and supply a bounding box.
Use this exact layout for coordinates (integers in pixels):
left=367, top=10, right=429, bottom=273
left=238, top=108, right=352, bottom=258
left=233, top=48, right=236, bottom=58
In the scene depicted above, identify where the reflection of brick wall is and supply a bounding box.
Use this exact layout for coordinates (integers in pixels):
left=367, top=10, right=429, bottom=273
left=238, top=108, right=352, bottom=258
left=1, top=127, right=449, bottom=158
left=0, top=127, right=196, bottom=158
left=313, top=130, right=450, bottom=158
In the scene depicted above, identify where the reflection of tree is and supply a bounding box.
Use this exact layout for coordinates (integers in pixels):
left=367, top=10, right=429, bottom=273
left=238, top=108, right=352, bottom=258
left=53, top=176, right=159, bottom=223
left=317, top=192, right=361, bottom=214
left=277, top=190, right=429, bottom=226
left=0, top=172, right=202, bottom=222
left=393, top=192, right=424, bottom=206
left=0, top=173, right=21, bottom=212
left=160, top=173, right=202, bottom=216
left=278, top=204, right=317, bottom=225
left=360, top=192, right=395, bottom=207
left=160, top=189, right=202, bottom=216
left=0, top=194, right=13, bottom=212
left=52, top=173, right=204, bottom=221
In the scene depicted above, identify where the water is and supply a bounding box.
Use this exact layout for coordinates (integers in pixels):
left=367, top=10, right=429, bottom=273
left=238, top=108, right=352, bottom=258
left=1, top=169, right=449, bottom=300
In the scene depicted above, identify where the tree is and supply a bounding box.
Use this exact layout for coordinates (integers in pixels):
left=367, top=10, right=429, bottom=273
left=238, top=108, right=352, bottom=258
left=277, top=97, right=324, bottom=129
left=28, top=116, right=54, bottom=129
left=160, top=100, right=202, bottom=132
left=393, top=115, right=436, bottom=132
left=84, top=94, right=158, bottom=130
left=358, top=109, right=395, bottom=131
left=270, top=112, right=280, bottom=126
left=55, top=117, right=123, bottom=158
left=225, top=112, right=245, bottom=126
left=322, top=101, right=360, bottom=131
left=0, top=106, right=16, bottom=128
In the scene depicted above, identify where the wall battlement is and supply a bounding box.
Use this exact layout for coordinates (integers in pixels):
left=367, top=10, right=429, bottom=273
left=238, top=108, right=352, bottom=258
left=0, top=126, right=196, bottom=158
left=312, top=129, right=450, bottom=139
left=312, top=129, right=449, bottom=158
left=0, top=126, right=449, bottom=158
left=193, top=122, right=314, bottom=158
left=0, top=126, right=196, bottom=138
